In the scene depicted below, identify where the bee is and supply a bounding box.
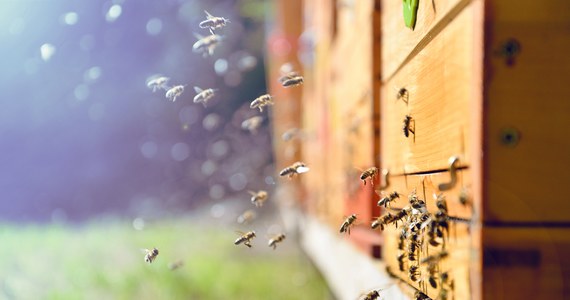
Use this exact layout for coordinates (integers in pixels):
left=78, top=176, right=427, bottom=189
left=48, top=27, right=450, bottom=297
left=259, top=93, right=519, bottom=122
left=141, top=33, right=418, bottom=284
left=391, top=207, right=411, bottom=228
left=421, top=251, right=449, bottom=265
left=459, top=187, right=470, bottom=206
left=241, top=116, right=264, bottom=134
left=435, top=194, right=448, bottom=213
left=396, top=87, right=409, bottom=103
left=409, top=264, right=421, bottom=282
left=427, top=222, right=441, bottom=247
left=377, top=191, right=400, bottom=208
left=192, top=33, right=222, bottom=57
left=371, top=213, right=394, bottom=230
left=360, top=167, right=379, bottom=185
left=168, top=260, right=184, bottom=271
left=360, top=289, right=382, bottom=300
left=237, top=209, right=256, bottom=224
left=425, top=262, right=439, bottom=289
left=414, top=291, right=432, bottom=300
left=248, top=190, right=268, bottom=207
left=278, top=72, right=304, bottom=87
left=398, top=228, right=407, bottom=250
left=143, top=247, right=159, bottom=263
left=146, top=76, right=170, bottom=92
left=279, top=161, right=310, bottom=178
left=267, top=233, right=286, bottom=250
left=339, top=214, right=357, bottom=235
left=165, top=85, right=185, bottom=102
left=193, top=86, right=217, bottom=107
left=408, top=232, right=422, bottom=262
left=199, top=10, right=230, bottom=35
left=403, top=114, right=415, bottom=138
left=408, top=190, right=426, bottom=211
left=282, top=128, right=302, bottom=141
left=234, top=231, right=256, bottom=248
left=397, top=252, right=406, bottom=271
left=250, top=94, right=274, bottom=112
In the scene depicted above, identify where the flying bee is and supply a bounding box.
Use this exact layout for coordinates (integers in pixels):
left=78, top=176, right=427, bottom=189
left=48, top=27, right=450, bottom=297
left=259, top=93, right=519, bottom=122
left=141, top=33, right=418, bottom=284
left=168, top=260, right=184, bottom=271
left=360, top=167, right=379, bottom=186
left=396, top=87, right=409, bottom=104
left=371, top=213, right=394, bottom=230
left=376, top=191, right=400, bottom=208
left=193, top=86, right=217, bottom=107
left=339, top=214, right=357, bottom=235
left=279, top=161, right=310, bottom=178
left=409, top=264, right=421, bottom=282
left=234, top=231, right=256, bottom=248
left=165, top=85, right=185, bottom=102
left=397, top=252, right=406, bottom=272
left=267, top=233, right=286, bottom=250
left=278, top=72, right=304, bottom=87
left=391, top=207, right=411, bottom=228
left=143, top=247, right=159, bottom=264
left=199, top=10, right=230, bottom=34
left=241, top=116, right=264, bottom=134
left=250, top=94, right=274, bottom=112
left=146, top=76, right=170, bottom=92
left=360, top=289, right=382, bottom=300
left=237, top=209, right=256, bottom=224
left=403, top=114, right=415, bottom=138
left=192, top=33, right=222, bottom=57
left=248, top=190, right=268, bottom=207
left=281, top=127, right=303, bottom=141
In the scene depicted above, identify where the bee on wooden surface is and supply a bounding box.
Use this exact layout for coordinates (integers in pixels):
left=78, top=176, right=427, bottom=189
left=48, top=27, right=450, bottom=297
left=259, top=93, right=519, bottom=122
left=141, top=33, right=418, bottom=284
left=250, top=94, right=274, bottom=112
left=234, top=231, right=256, bottom=248
left=397, top=252, right=406, bottom=272
left=143, top=247, right=159, bottom=264
left=408, top=190, right=426, bottom=211
left=193, top=86, right=217, bottom=106
left=241, top=116, right=264, bottom=134
left=376, top=191, right=400, bottom=208
left=279, top=161, right=310, bottom=178
left=237, top=209, right=256, bottom=224
left=427, top=222, right=441, bottom=247
left=168, top=260, right=184, bottom=271
left=165, top=85, right=185, bottom=102
left=199, top=11, right=230, bottom=34
left=403, top=114, right=415, bottom=138
left=398, top=228, right=407, bottom=250
left=407, top=231, right=423, bottom=262
left=371, top=213, right=394, bottom=230
left=146, top=76, right=170, bottom=92
left=409, top=264, right=421, bottom=282
left=339, top=214, right=357, bottom=235
left=396, top=87, right=409, bottom=104
left=278, top=72, right=304, bottom=88
left=192, top=33, right=222, bottom=57
left=458, top=187, right=470, bottom=206
left=360, top=167, right=379, bottom=186
left=435, top=194, right=448, bottom=213
left=409, top=212, right=431, bottom=233
left=248, top=190, right=268, bottom=207
left=438, top=272, right=454, bottom=300
left=414, top=291, right=432, bottom=300
left=425, top=262, right=439, bottom=289
left=421, top=251, right=449, bottom=265
left=391, top=207, right=411, bottom=228
left=267, top=233, right=286, bottom=250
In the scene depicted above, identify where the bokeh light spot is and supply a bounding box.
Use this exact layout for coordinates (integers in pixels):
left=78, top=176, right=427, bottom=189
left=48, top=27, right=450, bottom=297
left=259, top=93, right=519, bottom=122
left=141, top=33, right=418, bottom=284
left=210, top=203, right=225, bottom=218
left=171, top=142, right=190, bottom=161
left=209, top=184, right=225, bottom=200
left=74, top=84, right=90, bottom=101
left=40, top=43, right=56, bottom=61
left=106, top=4, right=122, bottom=22
left=132, top=218, right=145, bottom=230
left=62, top=12, right=79, bottom=25
left=229, top=173, right=247, bottom=191
left=140, top=141, right=158, bottom=159
left=84, top=66, right=102, bottom=83
left=214, top=59, right=228, bottom=75
left=146, top=18, right=162, bottom=36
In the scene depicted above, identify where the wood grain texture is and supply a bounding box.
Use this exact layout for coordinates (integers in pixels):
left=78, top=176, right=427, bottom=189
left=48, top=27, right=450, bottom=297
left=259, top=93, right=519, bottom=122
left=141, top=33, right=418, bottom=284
left=381, top=4, right=474, bottom=175
left=380, top=0, right=470, bottom=80
left=484, top=0, right=570, bottom=223
left=482, top=227, right=570, bottom=299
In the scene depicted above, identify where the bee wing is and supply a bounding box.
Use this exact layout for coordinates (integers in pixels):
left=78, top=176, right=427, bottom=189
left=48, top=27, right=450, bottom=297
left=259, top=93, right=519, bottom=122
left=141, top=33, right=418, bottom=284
left=204, top=10, right=214, bottom=19
left=247, top=190, right=257, bottom=196
left=193, top=32, right=205, bottom=40
left=194, top=86, right=203, bottom=93
left=235, top=230, right=246, bottom=235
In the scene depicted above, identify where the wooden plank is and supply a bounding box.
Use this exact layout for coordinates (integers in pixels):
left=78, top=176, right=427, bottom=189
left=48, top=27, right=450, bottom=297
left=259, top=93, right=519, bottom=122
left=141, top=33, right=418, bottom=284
left=383, top=213, right=471, bottom=300
left=484, top=0, right=570, bottom=223
left=380, top=0, right=470, bottom=80
left=381, top=4, right=474, bottom=175
left=482, top=227, right=570, bottom=299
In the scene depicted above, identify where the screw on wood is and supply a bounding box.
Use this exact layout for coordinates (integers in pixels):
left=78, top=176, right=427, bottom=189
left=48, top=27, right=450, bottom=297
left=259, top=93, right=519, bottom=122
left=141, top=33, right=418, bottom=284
left=500, top=127, right=521, bottom=147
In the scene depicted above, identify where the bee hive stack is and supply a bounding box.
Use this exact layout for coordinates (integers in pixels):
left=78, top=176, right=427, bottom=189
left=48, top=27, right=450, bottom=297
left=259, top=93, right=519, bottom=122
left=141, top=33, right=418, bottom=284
left=269, top=0, right=570, bottom=299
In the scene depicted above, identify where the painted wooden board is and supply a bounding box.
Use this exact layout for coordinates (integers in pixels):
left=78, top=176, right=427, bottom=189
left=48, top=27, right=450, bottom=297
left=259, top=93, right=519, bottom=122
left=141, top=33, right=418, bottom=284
left=380, top=0, right=470, bottom=80
left=482, top=227, right=570, bottom=299
left=381, top=4, right=474, bottom=175
left=484, top=0, right=570, bottom=223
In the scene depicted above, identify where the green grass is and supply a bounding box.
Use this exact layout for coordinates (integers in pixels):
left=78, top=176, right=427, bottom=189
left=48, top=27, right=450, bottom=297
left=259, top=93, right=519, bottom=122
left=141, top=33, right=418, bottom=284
left=0, top=217, right=330, bottom=300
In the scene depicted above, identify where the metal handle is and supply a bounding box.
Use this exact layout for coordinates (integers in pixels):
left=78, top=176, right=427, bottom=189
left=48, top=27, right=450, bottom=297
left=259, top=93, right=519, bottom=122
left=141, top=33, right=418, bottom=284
left=438, top=157, right=459, bottom=191
left=378, top=169, right=390, bottom=190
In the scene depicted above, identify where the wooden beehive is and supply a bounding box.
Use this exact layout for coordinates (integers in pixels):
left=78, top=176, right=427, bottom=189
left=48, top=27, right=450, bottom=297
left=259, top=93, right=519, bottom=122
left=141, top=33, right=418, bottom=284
left=267, top=0, right=570, bottom=299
